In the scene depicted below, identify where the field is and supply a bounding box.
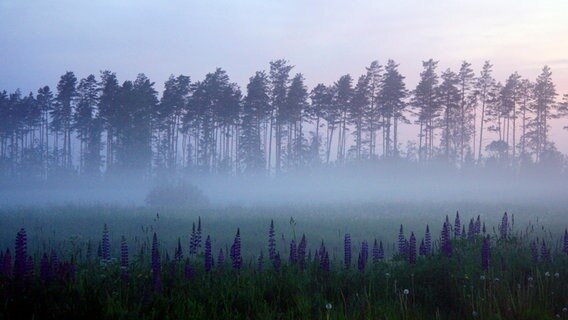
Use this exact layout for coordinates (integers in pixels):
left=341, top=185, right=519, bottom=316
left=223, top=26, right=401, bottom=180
left=1, top=202, right=567, bottom=319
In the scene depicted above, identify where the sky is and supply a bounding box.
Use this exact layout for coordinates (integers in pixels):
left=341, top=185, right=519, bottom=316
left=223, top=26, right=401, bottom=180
left=1, top=0, right=568, bottom=152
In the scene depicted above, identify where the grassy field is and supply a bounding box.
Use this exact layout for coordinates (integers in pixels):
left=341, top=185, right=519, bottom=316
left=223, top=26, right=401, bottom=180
left=0, top=202, right=567, bottom=319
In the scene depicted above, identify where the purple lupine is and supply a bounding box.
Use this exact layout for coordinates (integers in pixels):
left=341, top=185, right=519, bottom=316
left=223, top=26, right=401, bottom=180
left=273, top=252, right=281, bottom=271
left=268, top=220, right=276, bottom=262
left=102, top=224, right=110, bottom=262
left=230, top=228, right=242, bottom=271
left=217, top=248, right=225, bottom=266
left=120, top=236, right=129, bottom=282
left=318, top=241, right=327, bottom=267
left=398, top=225, right=407, bottom=258
left=344, top=233, right=352, bottom=269
left=257, top=250, right=264, bottom=271
left=189, top=222, right=196, bottom=255
left=196, top=217, right=202, bottom=250
left=530, top=240, right=539, bottom=264
left=481, top=235, right=490, bottom=271
left=321, top=251, right=330, bottom=273
left=467, top=218, right=475, bottom=240
left=500, top=212, right=508, bottom=239
left=540, top=240, right=550, bottom=262
left=204, top=235, right=212, bottom=272
left=151, top=232, right=161, bottom=293
left=25, top=256, right=34, bottom=282
left=289, top=239, right=297, bottom=264
left=174, top=238, right=183, bottom=263
left=2, top=249, right=12, bottom=277
left=441, top=222, right=452, bottom=257
left=361, top=241, right=368, bottom=265
left=419, top=239, right=426, bottom=256
left=482, top=222, right=486, bottom=234
left=184, top=259, right=195, bottom=280
left=424, top=225, right=431, bottom=255
left=474, top=215, right=481, bottom=235
left=564, top=229, right=568, bottom=254
left=14, top=228, right=28, bottom=280
left=298, top=234, right=307, bottom=269
left=357, top=252, right=365, bottom=272
left=378, top=240, right=385, bottom=260
left=372, top=239, right=380, bottom=263
left=40, top=253, right=50, bottom=283
left=454, top=211, right=461, bottom=238
left=461, top=225, right=466, bottom=240
left=408, top=232, right=417, bottom=264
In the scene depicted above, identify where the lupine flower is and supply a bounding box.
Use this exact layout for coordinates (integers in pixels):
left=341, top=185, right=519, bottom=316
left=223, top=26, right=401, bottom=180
left=474, top=215, right=481, bottom=235
left=481, top=235, right=490, bottom=271
left=424, top=225, right=431, bottom=255
left=40, top=253, right=50, bottom=283
left=357, top=252, right=365, bottom=272
left=120, top=236, right=129, bottom=282
left=184, top=259, right=195, bottom=280
left=151, top=232, right=161, bottom=293
left=467, top=218, right=475, bottom=240
left=257, top=250, right=264, bottom=271
left=461, top=225, right=466, bottom=240
left=540, top=240, right=551, bottom=262
left=398, top=225, right=407, bottom=258
left=530, top=240, right=539, bottom=264
left=482, top=222, right=486, bottom=234
left=298, top=234, right=307, bottom=269
left=372, top=239, right=380, bottom=263
left=408, top=232, right=416, bottom=264
left=344, top=233, right=352, bottom=269
left=419, top=239, right=426, bottom=256
left=196, top=217, right=202, bottom=250
left=25, top=256, right=34, bottom=282
left=563, top=229, right=568, bottom=254
left=454, top=211, right=461, bottom=238
left=361, top=241, right=368, bottom=265
left=321, top=251, right=330, bottom=273
left=14, top=228, right=28, bottom=280
left=2, top=249, right=12, bottom=278
left=204, top=235, right=213, bottom=273
left=102, top=224, right=110, bottom=262
left=289, top=239, right=297, bottom=264
left=189, top=222, right=196, bottom=255
left=500, top=212, right=508, bottom=239
left=441, top=222, right=452, bottom=257
left=230, top=228, right=242, bottom=270
left=378, top=240, right=385, bottom=260
left=174, top=238, right=183, bottom=263
left=217, top=248, right=225, bottom=266
left=273, top=252, right=281, bottom=271
left=268, top=220, right=276, bottom=262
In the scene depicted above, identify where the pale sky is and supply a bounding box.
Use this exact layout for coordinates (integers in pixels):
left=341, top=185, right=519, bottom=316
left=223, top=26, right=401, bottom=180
left=1, top=0, right=567, bottom=152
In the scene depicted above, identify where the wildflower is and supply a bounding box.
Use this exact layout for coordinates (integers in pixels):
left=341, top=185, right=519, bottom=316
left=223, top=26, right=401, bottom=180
left=289, top=239, right=297, bottom=264
left=408, top=232, right=416, bottom=264
left=196, top=217, right=202, bottom=250
left=174, top=238, right=183, bottom=263
left=273, top=252, right=281, bottom=271
left=541, top=240, right=551, bottom=262
left=481, top=235, right=490, bottom=271
left=268, top=220, right=276, bottom=262
left=403, top=289, right=409, bottom=295
left=230, top=228, right=242, bottom=271
left=398, top=225, right=407, bottom=257
left=424, top=225, right=431, bottom=254
left=2, top=249, right=12, bottom=277
left=441, top=222, right=452, bottom=257
left=480, top=275, right=486, bottom=281
left=40, top=253, right=50, bottom=283
left=454, top=211, right=461, bottom=238
left=257, top=250, right=264, bottom=271
left=184, top=259, right=195, bottom=280
left=217, top=248, right=225, bottom=266
left=545, top=272, right=550, bottom=278
left=102, top=224, right=110, bottom=262
left=344, top=233, right=352, bottom=269
left=325, top=303, right=332, bottom=310
left=14, top=228, right=28, bottom=280
left=461, top=225, right=467, bottom=240
left=554, top=272, right=559, bottom=279
left=530, top=240, right=539, bottom=264
left=189, top=222, right=197, bottom=255
left=528, top=276, right=533, bottom=282
left=204, top=235, right=212, bottom=273
left=151, top=232, right=161, bottom=293
left=120, top=236, right=129, bottom=282
left=321, top=252, right=330, bottom=273
left=298, top=234, right=307, bottom=269
left=360, top=241, right=368, bottom=266
left=500, top=212, right=508, bottom=239
left=474, top=215, right=481, bottom=235
left=564, top=229, right=568, bottom=254
left=419, top=239, right=426, bottom=256
left=467, top=218, right=475, bottom=240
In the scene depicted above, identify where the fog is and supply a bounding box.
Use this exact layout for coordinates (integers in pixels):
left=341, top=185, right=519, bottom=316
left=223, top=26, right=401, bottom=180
left=1, top=163, right=566, bottom=208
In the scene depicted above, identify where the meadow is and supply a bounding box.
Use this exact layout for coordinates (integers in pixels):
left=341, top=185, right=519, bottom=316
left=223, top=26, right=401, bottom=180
left=0, top=202, right=567, bottom=319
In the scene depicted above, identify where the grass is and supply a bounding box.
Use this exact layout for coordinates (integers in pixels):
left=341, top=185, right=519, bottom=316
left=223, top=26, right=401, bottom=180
left=0, top=202, right=567, bottom=319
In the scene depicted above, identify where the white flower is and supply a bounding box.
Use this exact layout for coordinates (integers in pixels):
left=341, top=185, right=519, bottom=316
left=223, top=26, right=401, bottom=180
left=554, top=272, right=560, bottom=278
left=385, top=272, right=391, bottom=277
left=472, top=311, right=478, bottom=317
left=325, top=303, right=332, bottom=311
left=494, top=277, right=500, bottom=282
left=403, top=289, right=409, bottom=295
left=480, top=275, right=486, bottom=281
left=528, top=276, right=533, bottom=282
left=562, top=307, right=567, bottom=313
left=545, top=272, right=551, bottom=277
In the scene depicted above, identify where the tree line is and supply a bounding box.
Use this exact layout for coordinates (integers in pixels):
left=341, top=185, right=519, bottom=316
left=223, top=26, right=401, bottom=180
left=1, top=59, right=567, bottom=180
